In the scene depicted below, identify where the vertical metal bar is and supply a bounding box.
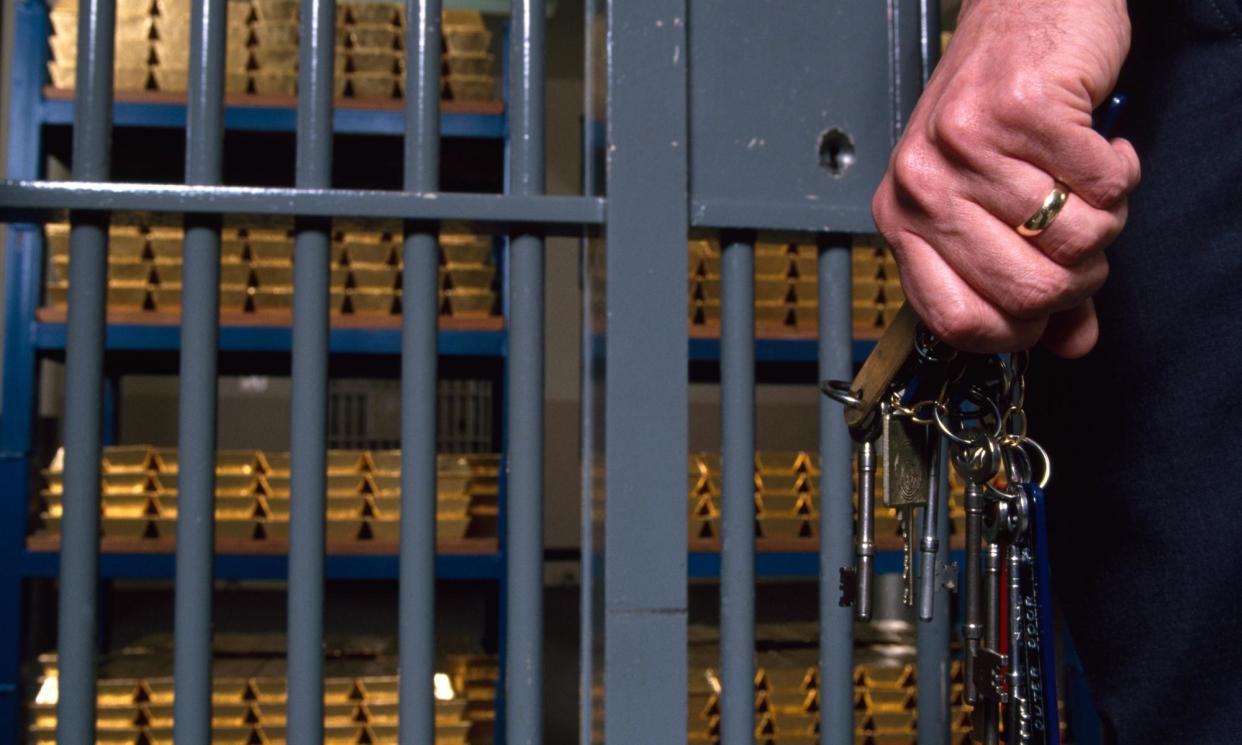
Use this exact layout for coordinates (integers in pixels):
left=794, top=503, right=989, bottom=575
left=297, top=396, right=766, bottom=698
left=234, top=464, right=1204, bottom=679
left=818, top=234, right=853, bottom=745
left=173, top=0, right=227, bottom=738
left=506, top=1, right=546, bottom=742
left=917, top=439, right=951, bottom=745
left=57, top=0, right=116, bottom=738
left=0, top=5, right=50, bottom=735
left=720, top=233, right=754, bottom=745
left=578, top=0, right=600, bottom=741
left=399, top=0, right=441, bottom=742
left=603, top=0, right=688, bottom=740
left=287, top=0, right=335, bottom=738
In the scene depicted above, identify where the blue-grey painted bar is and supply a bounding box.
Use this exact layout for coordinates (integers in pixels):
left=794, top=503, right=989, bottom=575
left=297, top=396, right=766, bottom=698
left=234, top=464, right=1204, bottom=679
left=399, top=0, right=441, bottom=742
left=603, top=0, right=689, bottom=740
left=578, top=0, right=600, bottom=740
left=720, top=234, right=755, bottom=745
left=0, top=181, right=604, bottom=228
left=818, top=235, right=854, bottom=745
left=287, top=0, right=335, bottom=737
left=506, top=0, right=546, bottom=742
left=173, top=0, right=228, bottom=738
left=917, top=440, right=952, bottom=745
left=57, top=0, right=115, bottom=738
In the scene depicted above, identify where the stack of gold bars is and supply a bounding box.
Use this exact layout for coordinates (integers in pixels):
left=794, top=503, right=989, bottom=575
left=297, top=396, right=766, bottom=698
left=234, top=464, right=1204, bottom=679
left=41, top=218, right=498, bottom=318
left=45, top=0, right=499, bottom=101
left=688, top=653, right=975, bottom=745
left=27, top=655, right=499, bottom=744
left=688, top=451, right=967, bottom=543
left=36, top=445, right=500, bottom=542
left=687, top=238, right=905, bottom=336
left=440, top=10, right=495, bottom=101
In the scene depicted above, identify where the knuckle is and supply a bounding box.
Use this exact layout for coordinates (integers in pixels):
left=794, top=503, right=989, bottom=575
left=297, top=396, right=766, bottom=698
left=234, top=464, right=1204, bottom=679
left=1083, top=169, right=1128, bottom=208
left=993, top=75, right=1046, bottom=128
left=1006, top=273, right=1063, bottom=318
left=889, top=141, right=941, bottom=211
left=922, top=300, right=986, bottom=350
left=930, top=97, right=984, bottom=157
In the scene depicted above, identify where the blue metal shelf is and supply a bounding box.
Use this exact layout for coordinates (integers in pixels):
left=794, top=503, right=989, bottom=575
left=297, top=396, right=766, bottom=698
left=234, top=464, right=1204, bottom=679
left=38, top=97, right=508, bottom=138
left=32, top=320, right=507, bottom=357
left=20, top=549, right=503, bottom=580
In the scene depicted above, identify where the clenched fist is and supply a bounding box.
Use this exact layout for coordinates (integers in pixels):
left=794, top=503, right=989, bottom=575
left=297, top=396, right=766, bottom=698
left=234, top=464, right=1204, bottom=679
left=872, top=0, right=1141, bottom=357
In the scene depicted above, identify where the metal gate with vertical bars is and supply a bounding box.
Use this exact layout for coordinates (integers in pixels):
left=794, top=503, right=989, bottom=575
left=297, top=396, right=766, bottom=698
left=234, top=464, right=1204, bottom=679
left=0, top=0, right=947, bottom=742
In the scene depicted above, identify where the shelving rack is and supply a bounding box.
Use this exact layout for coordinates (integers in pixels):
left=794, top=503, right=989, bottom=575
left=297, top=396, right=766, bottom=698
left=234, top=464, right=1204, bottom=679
left=0, top=0, right=514, bottom=737
left=0, top=0, right=1008, bottom=743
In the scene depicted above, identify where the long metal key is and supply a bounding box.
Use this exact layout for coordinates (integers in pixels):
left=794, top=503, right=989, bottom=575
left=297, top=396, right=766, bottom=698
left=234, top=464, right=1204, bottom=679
left=879, top=400, right=929, bottom=607
left=951, top=428, right=1000, bottom=704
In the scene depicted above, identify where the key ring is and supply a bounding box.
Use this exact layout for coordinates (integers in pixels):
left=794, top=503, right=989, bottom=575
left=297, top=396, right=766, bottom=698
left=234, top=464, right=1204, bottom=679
left=1022, top=437, right=1052, bottom=489
left=932, top=394, right=1003, bottom=446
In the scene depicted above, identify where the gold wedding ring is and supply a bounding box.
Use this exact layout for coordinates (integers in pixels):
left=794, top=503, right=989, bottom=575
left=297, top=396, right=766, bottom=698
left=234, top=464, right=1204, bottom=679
left=1017, top=182, right=1070, bottom=237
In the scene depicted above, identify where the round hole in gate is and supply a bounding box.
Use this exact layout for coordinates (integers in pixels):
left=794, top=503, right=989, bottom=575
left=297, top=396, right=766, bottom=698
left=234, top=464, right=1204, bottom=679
left=818, top=128, right=855, bottom=177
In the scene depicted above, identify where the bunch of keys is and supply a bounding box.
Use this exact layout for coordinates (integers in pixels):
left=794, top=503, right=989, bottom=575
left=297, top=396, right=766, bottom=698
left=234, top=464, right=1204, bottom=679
left=822, top=303, right=1059, bottom=745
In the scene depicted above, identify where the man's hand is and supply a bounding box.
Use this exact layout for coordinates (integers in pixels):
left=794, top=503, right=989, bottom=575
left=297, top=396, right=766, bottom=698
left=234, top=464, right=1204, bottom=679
left=872, top=0, right=1141, bottom=357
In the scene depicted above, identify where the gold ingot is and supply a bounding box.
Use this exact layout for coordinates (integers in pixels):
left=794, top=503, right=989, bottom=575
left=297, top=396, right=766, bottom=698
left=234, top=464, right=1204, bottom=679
left=250, top=70, right=298, bottom=97
left=249, top=43, right=300, bottom=70
left=443, top=51, right=494, bottom=76
left=369, top=474, right=401, bottom=497
left=369, top=449, right=401, bottom=475
left=756, top=515, right=809, bottom=539
left=442, top=265, right=494, bottom=290
left=207, top=495, right=260, bottom=519
left=250, top=21, right=300, bottom=46
left=252, top=265, right=293, bottom=288
left=99, top=516, right=156, bottom=538
left=46, top=224, right=71, bottom=259
left=347, top=72, right=399, bottom=99
left=220, top=238, right=248, bottom=263
left=216, top=450, right=261, bottom=475
left=100, top=445, right=154, bottom=472
left=443, top=289, right=495, bottom=317
left=251, top=287, right=293, bottom=311
left=859, top=662, right=915, bottom=689
left=258, top=451, right=290, bottom=475
left=756, top=493, right=800, bottom=515
left=754, top=451, right=801, bottom=474
left=755, top=241, right=789, bottom=255
left=445, top=74, right=496, bottom=101
left=756, top=472, right=808, bottom=497
left=754, top=253, right=793, bottom=277
left=350, top=2, right=400, bottom=24
left=349, top=50, right=400, bottom=74
left=442, top=27, right=492, bottom=55
left=219, top=285, right=250, bottom=312
left=346, top=24, right=402, bottom=50
left=214, top=474, right=260, bottom=498
left=349, top=266, right=398, bottom=290
left=327, top=449, right=368, bottom=474
left=251, top=0, right=300, bottom=21
left=102, top=495, right=157, bottom=518
left=439, top=238, right=492, bottom=265
left=246, top=237, right=294, bottom=264
left=343, top=241, right=394, bottom=266
left=755, top=301, right=790, bottom=326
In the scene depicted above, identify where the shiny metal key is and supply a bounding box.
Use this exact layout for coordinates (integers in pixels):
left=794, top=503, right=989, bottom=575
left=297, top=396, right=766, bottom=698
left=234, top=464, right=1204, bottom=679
left=879, top=401, right=928, bottom=607
left=951, top=430, right=1000, bottom=706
